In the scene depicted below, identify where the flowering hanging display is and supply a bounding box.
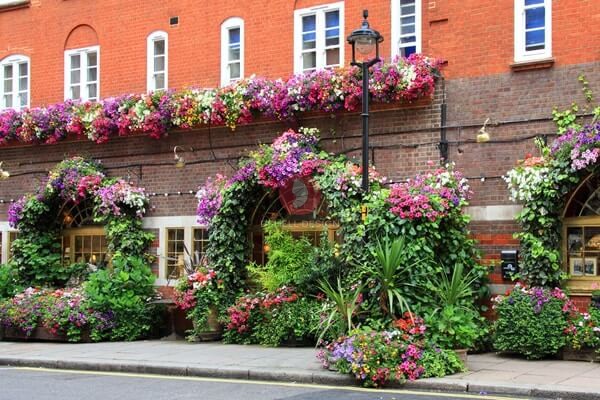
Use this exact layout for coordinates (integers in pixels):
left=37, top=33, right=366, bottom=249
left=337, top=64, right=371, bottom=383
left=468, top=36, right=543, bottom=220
left=0, top=55, right=439, bottom=146
left=504, top=122, right=600, bottom=286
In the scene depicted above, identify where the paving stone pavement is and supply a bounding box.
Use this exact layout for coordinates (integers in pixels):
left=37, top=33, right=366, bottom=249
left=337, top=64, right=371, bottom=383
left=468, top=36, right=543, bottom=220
left=1, top=340, right=600, bottom=399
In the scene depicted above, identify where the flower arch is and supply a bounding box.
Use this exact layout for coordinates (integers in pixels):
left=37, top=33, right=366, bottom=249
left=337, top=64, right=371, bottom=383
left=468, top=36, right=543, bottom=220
left=8, top=157, right=153, bottom=286
left=196, top=128, right=478, bottom=302
left=505, top=122, right=600, bottom=287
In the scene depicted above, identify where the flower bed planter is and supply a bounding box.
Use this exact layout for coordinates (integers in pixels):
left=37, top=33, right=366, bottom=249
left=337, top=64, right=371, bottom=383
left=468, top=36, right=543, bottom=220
left=561, top=346, right=600, bottom=362
left=1, top=326, right=91, bottom=343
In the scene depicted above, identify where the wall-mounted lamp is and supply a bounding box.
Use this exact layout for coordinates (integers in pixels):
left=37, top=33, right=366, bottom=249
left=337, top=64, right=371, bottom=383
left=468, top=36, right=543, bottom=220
left=0, top=162, right=10, bottom=180
left=476, top=118, right=491, bottom=143
left=173, top=146, right=194, bottom=168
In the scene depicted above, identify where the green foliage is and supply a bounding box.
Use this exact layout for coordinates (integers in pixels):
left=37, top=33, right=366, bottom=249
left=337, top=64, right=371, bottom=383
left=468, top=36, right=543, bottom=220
left=493, top=287, right=569, bottom=359
left=11, top=233, right=65, bottom=286
left=103, top=217, right=154, bottom=259
left=317, top=277, right=363, bottom=342
left=252, top=297, right=321, bottom=346
left=425, top=305, right=483, bottom=350
left=0, top=263, right=22, bottom=300
left=419, top=347, right=466, bottom=378
left=84, top=254, right=157, bottom=341
left=366, top=236, right=415, bottom=318
left=425, top=264, right=478, bottom=309
left=552, top=103, right=581, bottom=134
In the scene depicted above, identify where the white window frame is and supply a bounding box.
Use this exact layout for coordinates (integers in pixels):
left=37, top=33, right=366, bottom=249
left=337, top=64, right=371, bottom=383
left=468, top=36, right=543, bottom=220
left=64, top=45, right=100, bottom=101
left=220, top=17, right=244, bottom=87
left=391, top=0, right=422, bottom=59
left=293, top=2, right=344, bottom=74
left=0, top=54, right=30, bottom=111
left=146, top=30, right=168, bottom=92
left=514, top=0, right=552, bottom=62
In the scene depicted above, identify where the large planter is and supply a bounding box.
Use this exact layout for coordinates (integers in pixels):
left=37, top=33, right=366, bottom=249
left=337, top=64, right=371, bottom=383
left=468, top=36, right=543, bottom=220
left=454, top=348, right=468, bottom=364
left=192, top=306, right=223, bottom=342
left=1, top=326, right=90, bottom=342
left=561, top=346, right=600, bottom=362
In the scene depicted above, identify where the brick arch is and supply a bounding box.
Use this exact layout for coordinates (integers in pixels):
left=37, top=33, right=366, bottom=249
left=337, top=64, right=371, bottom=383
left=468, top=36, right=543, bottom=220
left=64, top=24, right=99, bottom=50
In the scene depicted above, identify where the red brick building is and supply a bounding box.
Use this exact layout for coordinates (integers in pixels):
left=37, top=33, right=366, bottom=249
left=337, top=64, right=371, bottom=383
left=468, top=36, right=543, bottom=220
left=0, top=0, right=599, bottom=300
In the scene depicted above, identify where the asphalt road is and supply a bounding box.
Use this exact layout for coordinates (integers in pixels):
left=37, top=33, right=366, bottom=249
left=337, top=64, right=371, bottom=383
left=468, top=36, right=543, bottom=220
left=0, top=367, right=526, bottom=400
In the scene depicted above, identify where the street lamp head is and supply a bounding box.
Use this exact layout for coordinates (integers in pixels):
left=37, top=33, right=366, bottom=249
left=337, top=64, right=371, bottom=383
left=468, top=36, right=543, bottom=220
left=347, top=9, right=383, bottom=64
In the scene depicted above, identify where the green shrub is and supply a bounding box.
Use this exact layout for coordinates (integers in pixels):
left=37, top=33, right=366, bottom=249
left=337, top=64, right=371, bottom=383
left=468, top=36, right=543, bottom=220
left=84, top=254, right=157, bottom=341
left=493, top=285, right=572, bottom=359
left=0, top=263, right=22, bottom=300
left=425, top=305, right=484, bottom=350
left=419, top=347, right=466, bottom=378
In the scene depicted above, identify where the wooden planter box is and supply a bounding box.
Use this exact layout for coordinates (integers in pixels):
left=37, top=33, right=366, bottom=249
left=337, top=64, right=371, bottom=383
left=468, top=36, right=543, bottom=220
left=561, top=346, right=600, bottom=362
left=1, top=326, right=91, bottom=343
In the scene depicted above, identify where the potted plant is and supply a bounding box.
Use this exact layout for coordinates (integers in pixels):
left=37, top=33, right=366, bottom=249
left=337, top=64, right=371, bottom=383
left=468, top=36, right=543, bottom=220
left=174, top=267, right=225, bottom=341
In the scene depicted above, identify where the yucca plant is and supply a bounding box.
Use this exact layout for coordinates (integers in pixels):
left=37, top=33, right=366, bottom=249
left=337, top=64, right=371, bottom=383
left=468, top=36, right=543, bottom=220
left=367, top=236, right=418, bottom=319
left=316, top=277, right=363, bottom=343
left=428, top=263, right=479, bottom=311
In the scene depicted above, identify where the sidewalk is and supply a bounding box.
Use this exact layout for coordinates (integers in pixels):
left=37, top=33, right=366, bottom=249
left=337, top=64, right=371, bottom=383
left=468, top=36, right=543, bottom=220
left=1, top=340, right=600, bottom=399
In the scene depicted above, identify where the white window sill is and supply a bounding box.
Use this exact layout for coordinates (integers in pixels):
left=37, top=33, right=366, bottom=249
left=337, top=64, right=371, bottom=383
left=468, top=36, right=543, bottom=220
left=0, top=0, right=29, bottom=10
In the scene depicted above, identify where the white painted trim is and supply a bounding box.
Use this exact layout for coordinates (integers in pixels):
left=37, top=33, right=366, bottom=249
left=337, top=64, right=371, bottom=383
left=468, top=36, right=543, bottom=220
left=64, top=45, right=100, bottom=101
left=464, top=205, right=523, bottom=221
left=146, top=30, right=168, bottom=92
left=293, top=1, right=344, bottom=74
left=220, top=17, right=244, bottom=87
left=0, top=222, right=17, bottom=265
left=391, top=0, right=422, bottom=59
left=514, top=0, right=552, bottom=62
left=0, top=54, right=30, bottom=111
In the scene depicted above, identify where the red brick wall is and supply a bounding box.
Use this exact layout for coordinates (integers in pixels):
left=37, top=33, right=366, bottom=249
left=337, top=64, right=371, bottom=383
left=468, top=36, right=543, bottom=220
left=0, top=0, right=598, bottom=107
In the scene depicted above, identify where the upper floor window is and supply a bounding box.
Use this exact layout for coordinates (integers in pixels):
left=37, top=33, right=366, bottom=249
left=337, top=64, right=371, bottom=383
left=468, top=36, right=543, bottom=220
left=147, top=31, right=168, bottom=92
left=221, top=17, right=244, bottom=86
left=294, top=2, right=344, bottom=74
left=514, top=0, right=552, bottom=62
left=391, top=0, right=421, bottom=58
left=64, top=46, right=99, bottom=101
left=0, top=55, right=29, bottom=110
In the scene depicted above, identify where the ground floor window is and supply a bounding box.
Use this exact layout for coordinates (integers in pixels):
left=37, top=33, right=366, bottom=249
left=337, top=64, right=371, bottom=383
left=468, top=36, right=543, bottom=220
left=192, top=228, right=209, bottom=262
left=166, top=228, right=185, bottom=279
left=62, top=227, right=108, bottom=267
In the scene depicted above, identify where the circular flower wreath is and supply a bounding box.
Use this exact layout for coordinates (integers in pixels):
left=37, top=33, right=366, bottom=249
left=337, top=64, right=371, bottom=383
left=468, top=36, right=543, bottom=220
left=505, top=121, right=600, bottom=287
left=196, top=127, right=474, bottom=300
left=7, top=157, right=153, bottom=285
left=0, top=55, right=439, bottom=146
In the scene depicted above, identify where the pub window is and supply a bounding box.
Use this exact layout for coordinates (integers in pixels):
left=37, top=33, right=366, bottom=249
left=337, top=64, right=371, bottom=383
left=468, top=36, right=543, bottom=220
left=166, top=228, right=185, bottom=279
left=62, top=227, right=108, bottom=268
left=192, top=228, right=209, bottom=261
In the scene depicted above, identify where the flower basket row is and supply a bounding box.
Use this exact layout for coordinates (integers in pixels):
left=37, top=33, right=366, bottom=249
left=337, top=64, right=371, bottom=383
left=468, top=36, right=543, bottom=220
left=0, top=55, right=439, bottom=146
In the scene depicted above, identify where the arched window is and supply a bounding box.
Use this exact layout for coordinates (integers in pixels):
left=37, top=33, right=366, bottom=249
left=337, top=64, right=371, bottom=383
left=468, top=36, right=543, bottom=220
left=0, top=54, right=30, bottom=110
left=147, top=30, right=168, bottom=92
left=563, top=174, right=600, bottom=294
left=59, top=200, right=107, bottom=268
left=221, top=17, right=244, bottom=86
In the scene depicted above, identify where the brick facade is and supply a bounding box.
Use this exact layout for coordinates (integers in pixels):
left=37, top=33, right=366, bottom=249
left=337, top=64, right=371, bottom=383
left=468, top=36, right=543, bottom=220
left=1, top=0, right=600, bottom=303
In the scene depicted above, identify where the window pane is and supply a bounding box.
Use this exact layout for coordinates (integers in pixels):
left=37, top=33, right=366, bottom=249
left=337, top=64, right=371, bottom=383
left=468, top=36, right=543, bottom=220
left=18, top=62, right=27, bottom=77
left=228, top=46, right=240, bottom=61
left=326, top=48, right=339, bottom=66
left=19, top=78, right=27, bottom=92
left=70, top=70, right=80, bottom=84
left=401, top=0, right=414, bottom=4
left=401, top=16, right=415, bottom=25
left=302, top=51, right=316, bottom=70
left=70, top=86, right=80, bottom=99
left=4, top=65, right=12, bottom=79
left=87, top=83, right=97, bottom=99
left=87, top=67, right=97, bottom=82
left=525, top=7, right=545, bottom=29
left=154, top=73, right=165, bottom=90
left=526, top=29, right=545, bottom=50
left=3, top=95, right=12, bottom=108
left=325, top=35, right=339, bottom=47
left=154, top=39, right=165, bottom=56
left=87, top=51, right=97, bottom=67
left=401, top=23, right=415, bottom=34
left=229, top=62, right=240, bottom=79
left=19, top=93, right=26, bottom=107
left=154, top=56, right=165, bottom=71
left=400, top=35, right=416, bottom=44
left=325, top=10, right=339, bottom=28
left=302, top=32, right=316, bottom=50
left=525, top=0, right=544, bottom=5
left=3, top=77, right=12, bottom=92
left=228, top=27, right=240, bottom=45
left=401, top=5, right=415, bottom=15
left=70, top=54, right=80, bottom=69
left=401, top=45, right=417, bottom=57
left=302, top=14, right=316, bottom=33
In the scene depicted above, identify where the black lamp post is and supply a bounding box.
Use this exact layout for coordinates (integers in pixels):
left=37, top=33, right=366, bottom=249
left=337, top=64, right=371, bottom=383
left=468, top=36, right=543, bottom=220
left=347, top=9, right=383, bottom=194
